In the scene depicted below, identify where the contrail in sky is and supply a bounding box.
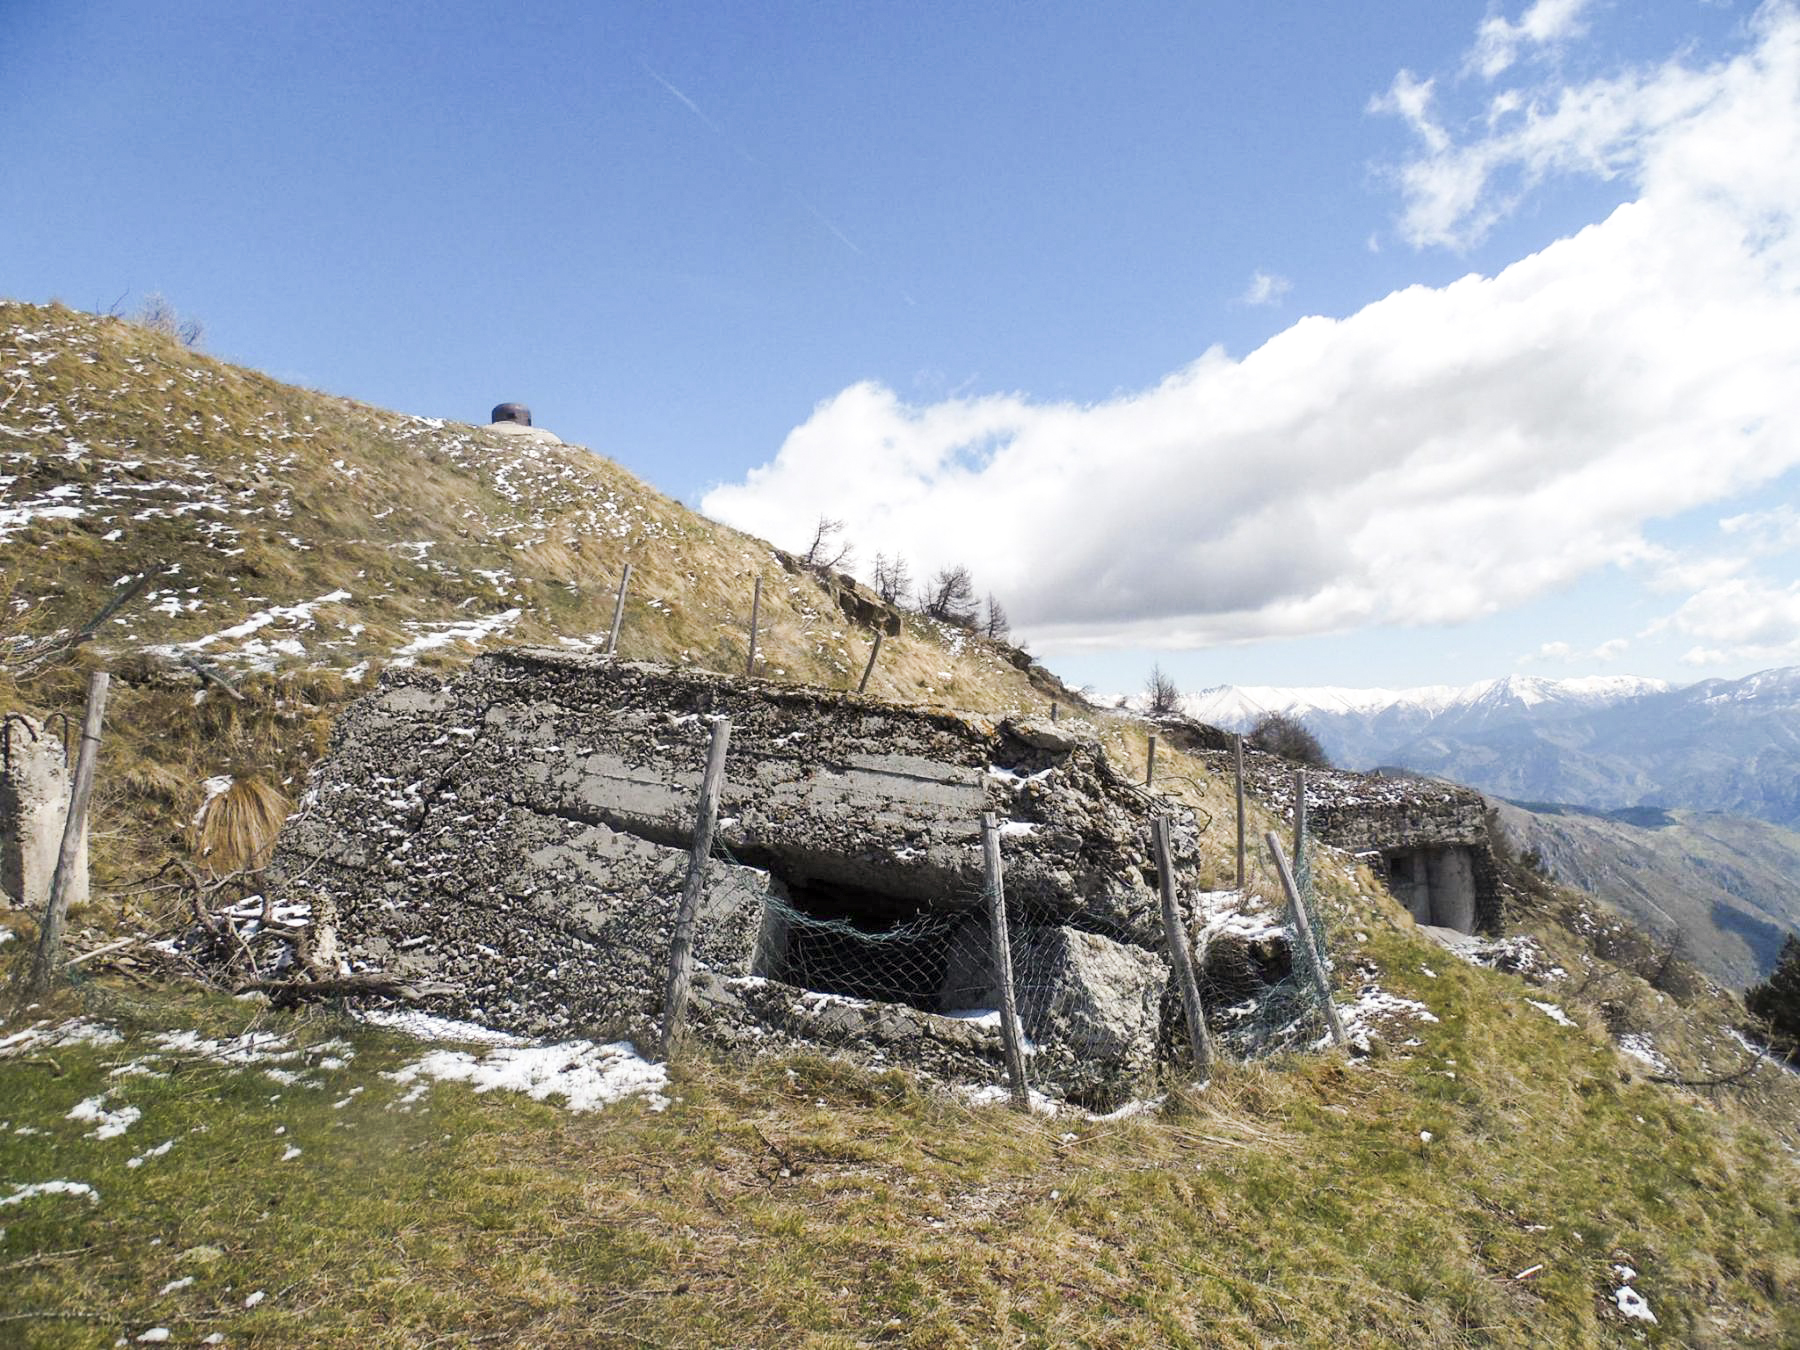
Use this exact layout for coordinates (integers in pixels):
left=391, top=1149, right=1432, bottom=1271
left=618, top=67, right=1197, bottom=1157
left=636, top=56, right=870, bottom=261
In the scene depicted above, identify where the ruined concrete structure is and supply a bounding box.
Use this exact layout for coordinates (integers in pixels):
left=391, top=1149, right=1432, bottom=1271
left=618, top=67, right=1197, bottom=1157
left=1236, top=752, right=1502, bottom=935
left=0, top=713, right=86, bottom=913
left=266, top=652, right=1207, bottom=1108
left=1150, top=713, right=1502, bottom=935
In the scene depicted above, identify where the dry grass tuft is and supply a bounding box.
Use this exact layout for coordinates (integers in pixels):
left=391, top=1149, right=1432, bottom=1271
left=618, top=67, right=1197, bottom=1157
left=188, top=776, right=292, bottom=875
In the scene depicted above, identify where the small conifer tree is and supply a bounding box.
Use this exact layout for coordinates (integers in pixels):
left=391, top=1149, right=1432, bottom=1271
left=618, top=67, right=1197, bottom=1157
left=1746, top=932, right=1800, bottom=1047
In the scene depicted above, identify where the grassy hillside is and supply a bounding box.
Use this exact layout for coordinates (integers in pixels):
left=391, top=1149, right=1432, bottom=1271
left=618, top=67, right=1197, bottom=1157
left=0, top=300, right=1082, bottom=891
left=6, top=300, right=1800, bottom=1346
left=1493, top=800, right=1800, bottom=990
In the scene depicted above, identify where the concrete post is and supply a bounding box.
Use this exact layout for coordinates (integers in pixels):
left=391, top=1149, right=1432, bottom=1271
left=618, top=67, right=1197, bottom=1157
left=1, top=714, right=88, bottom=914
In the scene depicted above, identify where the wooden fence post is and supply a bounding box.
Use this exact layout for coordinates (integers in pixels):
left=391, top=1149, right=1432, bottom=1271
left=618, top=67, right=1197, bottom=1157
left=1263, top=830, right=1348, bottom=1048
left=981, top=812, right=1030, bottom=1110
left=660, top=717, right=732, bottom=1059
left=1154, top=816, right=1215, bottom=1076
left=1233, top=733, right=1246, bottom=890
left=606, top=562, right=632, bottom=657
left=745, top=576, right=762, bottom=677
left=20, top=671, right=108, bottom=1000
left=1145, top=734, right=1157, bottom=787
left=856, top=628, right=883, bottom=695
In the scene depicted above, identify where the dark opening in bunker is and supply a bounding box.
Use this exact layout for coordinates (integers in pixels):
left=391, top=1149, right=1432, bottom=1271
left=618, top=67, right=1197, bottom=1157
left=1382, top=844, right=1478, bottom=934
left=752, top=874, right=976, bottom=1012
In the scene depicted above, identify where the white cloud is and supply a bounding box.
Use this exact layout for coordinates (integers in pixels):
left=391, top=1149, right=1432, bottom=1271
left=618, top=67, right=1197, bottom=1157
left=1369, top=70, right=1449, bottom=154
left=1720, top=503, right=1800, bottom=554
left=1660, top=577, right=1800, bottom=667
left=1380, top=4, right=1791, bottom=249
left=1520, top=636, right=1629, bottom=665
left=1471, top=0, right=1597, bottom=80
left=1240, top=270, right=1293, bottom=306
left=704, top=8, right=1800, bottom=657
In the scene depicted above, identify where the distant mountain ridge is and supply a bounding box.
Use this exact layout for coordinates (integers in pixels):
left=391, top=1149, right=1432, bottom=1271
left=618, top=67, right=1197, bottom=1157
left=1167, top=669, right=1800, bottom=830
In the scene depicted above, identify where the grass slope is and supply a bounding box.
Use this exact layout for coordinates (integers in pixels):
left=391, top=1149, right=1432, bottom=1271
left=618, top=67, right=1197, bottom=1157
left=1, top=300, right=1070, bottom=891
left=4, top=903, right=1799, bottom=1348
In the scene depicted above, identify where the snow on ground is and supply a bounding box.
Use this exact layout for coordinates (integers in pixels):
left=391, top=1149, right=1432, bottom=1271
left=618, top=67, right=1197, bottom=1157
left=1422, top=927, right=1565, bottom=981
left=357, top=1008, right=527, bottom=1046
left=1527, top=1000, right=1578, bottom=1028
left=1193, top=889, right=1285, bottom=944
left=1327, top=984, right=1440, bottom=1052
left=1617, top=1033, right=1673, bottom=1075
left=1, top=1179, right=99, bottom=1207
left=1613, top=1284, right=1657, bottom=1323
left=384, top=1040, right=670, bottom=1113
left=66, top=1093, right=141, bottom=1140
left=389, top=608, right=522, bottom=666
left=0, top=1019, right=123, bottom=1055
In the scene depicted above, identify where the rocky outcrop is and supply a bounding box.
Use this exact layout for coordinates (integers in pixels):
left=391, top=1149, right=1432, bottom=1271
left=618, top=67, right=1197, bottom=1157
left=266, top=651, right=1207, bottom=1106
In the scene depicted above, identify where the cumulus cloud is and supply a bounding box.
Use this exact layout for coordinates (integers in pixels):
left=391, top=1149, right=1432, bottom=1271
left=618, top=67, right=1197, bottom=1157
left=1471, top=0, right=1597, bottom=80
left=1652, top=576, right=1800, bottom=667
left=1523, top=636, right=1630, bottom=665
left=704, top=7, right=1800, bottom=656
left=1240, top=270, right=1293, bottom=306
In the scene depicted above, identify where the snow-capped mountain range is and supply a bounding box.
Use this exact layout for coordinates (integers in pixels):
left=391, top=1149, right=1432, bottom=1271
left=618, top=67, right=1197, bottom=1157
left=1127, top=667, right=1800, bottom=829
left=1181, top=673, right=1672, bottom=732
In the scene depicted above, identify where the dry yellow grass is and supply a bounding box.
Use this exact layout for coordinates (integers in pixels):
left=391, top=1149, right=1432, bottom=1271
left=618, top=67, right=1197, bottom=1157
left=187, top=775, right=293, bottom=875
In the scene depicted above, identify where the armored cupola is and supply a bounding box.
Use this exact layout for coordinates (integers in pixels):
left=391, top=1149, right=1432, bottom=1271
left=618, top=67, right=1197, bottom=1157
left=490, top=402, right=532, bottom=426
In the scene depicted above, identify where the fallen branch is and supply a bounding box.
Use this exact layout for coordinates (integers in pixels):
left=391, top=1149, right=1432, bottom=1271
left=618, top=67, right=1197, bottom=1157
left=64, top=936, right=137, bottom=968
left=233, top=972, right=460, bottom=1008
left=1648, top=1045, right=1771, bottom=1089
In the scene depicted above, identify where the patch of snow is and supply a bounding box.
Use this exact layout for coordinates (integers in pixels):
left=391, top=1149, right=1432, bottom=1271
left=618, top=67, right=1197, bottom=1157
left=958, top=1083, right=1061, bottom=1116
left=1087, top=1093, right=1167, bottom=1122
left=127, top=1140, right=175, bottom=1169
left=1617, top=1033, right=1672, bottom=1074
left=385, top=1039, right=669, bottom=1112
left=389, top=608, right=521, bottom=666
left=357, top=1009, right=527, bottom=1046
left=1527, top=1000, right=1577, bottom=1028
left=0, top=1019, right=123, bottom=1055
left=1, top=1179, right=99, bottom=1207
left=1613, top=1285, right=1656, bottom=1323
left=67, top=1094, right=141, bottom=1140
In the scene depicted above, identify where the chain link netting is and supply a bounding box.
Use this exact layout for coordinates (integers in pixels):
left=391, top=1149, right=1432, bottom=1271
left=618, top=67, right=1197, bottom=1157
left=700, top=807, right=1339, bottom=1088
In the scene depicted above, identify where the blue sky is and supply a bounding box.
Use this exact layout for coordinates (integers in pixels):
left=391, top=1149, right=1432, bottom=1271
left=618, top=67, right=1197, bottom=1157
left=5, top=1, right=1798, bottom=694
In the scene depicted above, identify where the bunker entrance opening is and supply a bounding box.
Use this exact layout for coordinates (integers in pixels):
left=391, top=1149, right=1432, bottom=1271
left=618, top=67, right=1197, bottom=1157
left=752, top=874, right=979, bottom=1013
left=1384, top=844, right=1478, bottom=934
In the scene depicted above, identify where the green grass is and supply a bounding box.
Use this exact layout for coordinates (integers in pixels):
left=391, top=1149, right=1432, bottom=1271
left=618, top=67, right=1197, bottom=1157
left=3, top=939, right=1798, bottom=1348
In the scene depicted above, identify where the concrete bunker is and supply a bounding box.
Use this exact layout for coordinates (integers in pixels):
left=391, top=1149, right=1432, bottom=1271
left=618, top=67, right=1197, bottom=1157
left=1382, top=844, right=1480, bottom=933
left=264, top=651, right=1220, bottom=1108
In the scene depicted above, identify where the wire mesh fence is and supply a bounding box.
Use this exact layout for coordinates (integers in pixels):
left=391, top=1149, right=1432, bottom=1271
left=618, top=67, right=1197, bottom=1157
left=693, top=804, right=1343, bottom=1096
